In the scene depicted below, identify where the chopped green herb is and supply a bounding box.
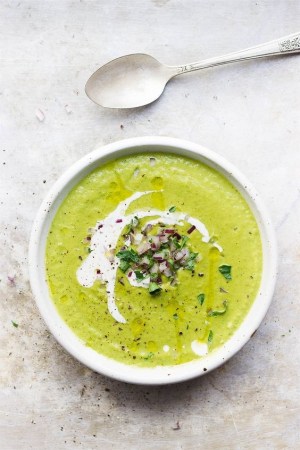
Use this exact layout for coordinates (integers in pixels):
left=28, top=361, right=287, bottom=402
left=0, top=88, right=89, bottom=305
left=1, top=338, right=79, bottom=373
left=185, top=253, right=198, bottom=271
left=87, top=247, right=92, bottom=253
left=143, top=352, right=154, bottom=360
left=150, top=273, right=158, bottom=281
left=124, top=216, right=140, bottom=236
left=168, top=258, right=175, bottom=269
left=185, top=261, right=194, bottom=271
left=207, top=301, right=228, bottom=317
left=169, top=206, right=176, bottom=213
left=149, top=282, right=162, bottom=295
left=119, top=260, right=130, bottom=273
left=170, top=236, right=181, bottom=249
left=173, top=313, right=179, bottom=320
left=180, top=235, right=189, bottom=249
left=208, top=330, right=213, bottom=343
left=11, top=320, right=18, bottom=328
left=197, top=293, right=205, bottom=305
left=134, top=270, right=145, bottom=281
left=116, top=248, right=140, bottom=263
left=219, top=264, right=232, bottom=280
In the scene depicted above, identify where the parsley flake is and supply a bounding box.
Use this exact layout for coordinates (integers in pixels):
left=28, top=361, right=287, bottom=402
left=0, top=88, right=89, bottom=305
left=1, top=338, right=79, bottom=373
left=134, top=270, right=145, bottom=282
left=207, top=301, right=228, bottom=317
left=219, top=264, right=232, bottom=280
left=197, top=293, right=205, bottom=306
left=149, top=282, right=161, bottom=295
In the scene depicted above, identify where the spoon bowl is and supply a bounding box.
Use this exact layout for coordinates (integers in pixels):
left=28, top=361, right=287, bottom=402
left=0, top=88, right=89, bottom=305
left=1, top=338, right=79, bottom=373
left=85, top=54, right=176, bottom=108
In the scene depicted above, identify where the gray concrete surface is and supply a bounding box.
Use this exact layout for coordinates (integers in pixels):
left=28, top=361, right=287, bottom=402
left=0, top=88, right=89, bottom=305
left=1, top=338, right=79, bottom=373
left=1, top=1, right=300, bottom=449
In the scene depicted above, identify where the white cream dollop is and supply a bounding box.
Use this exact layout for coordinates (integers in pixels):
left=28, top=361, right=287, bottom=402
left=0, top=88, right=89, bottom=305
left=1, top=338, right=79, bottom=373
left=191, top=340, right=209, bottom=356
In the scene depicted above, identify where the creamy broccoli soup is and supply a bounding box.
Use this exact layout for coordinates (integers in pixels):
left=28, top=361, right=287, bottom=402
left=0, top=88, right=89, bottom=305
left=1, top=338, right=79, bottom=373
left=46, top=153, right=262, bottom=367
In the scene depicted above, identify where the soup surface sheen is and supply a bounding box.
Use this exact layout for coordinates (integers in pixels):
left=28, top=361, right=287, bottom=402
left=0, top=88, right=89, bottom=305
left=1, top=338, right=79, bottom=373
left=46, top=153, right=262, bottom=366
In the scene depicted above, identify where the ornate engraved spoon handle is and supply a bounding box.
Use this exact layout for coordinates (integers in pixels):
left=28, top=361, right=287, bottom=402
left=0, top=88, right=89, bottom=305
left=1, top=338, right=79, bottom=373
left=176, top=32, right=300, bottom=74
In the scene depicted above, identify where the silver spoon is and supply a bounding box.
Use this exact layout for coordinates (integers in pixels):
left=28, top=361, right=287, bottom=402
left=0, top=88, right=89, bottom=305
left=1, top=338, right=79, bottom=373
left=86, top=32, right=300, bottom=109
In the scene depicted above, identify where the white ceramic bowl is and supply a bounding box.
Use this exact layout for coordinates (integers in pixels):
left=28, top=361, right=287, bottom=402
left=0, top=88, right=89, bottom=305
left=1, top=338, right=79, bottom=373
left=29, top=136, right=277, bottom=385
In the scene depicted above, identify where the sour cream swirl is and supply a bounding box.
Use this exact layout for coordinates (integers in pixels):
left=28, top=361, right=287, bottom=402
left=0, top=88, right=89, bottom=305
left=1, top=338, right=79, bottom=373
left=77, top=191, right=222, bottom=323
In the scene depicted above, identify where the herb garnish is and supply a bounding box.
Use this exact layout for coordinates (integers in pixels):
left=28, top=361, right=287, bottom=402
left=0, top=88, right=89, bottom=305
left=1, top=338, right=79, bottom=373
left=173, top=313, right=179, bottom=320
left=11, top=320, right=18, bottom=328
left=197, top=293, right=205, bottom=306
left=134, top=270, right=145, bottom=282
left=116, top=222, right=201, bottom=295
left=149, top=282, right=162, bottom=295
left=116, top=248, right=140, bottom=263
left=207, top=300, right=228, bottom=316
left=208, top=330, right=213, bottom=343
left=125, top=216, right=140, bottom=235
left=119, top=260, right=130, bottom=273
left=169, top=206, right=176, bottom=213
left=185, top=252, right=198, bottom=271
left=180, top=235, right=189, bottom=249
left=219, top=264, right=232, bottom=280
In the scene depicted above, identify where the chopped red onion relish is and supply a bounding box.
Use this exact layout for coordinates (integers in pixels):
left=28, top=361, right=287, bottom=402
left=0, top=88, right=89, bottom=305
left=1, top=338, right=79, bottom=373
left=116, top=221, right=202, bottom=294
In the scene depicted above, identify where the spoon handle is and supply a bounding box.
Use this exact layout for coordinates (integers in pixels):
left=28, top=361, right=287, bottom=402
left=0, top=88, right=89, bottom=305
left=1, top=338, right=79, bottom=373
left=175, top=32, right=300, bottom=74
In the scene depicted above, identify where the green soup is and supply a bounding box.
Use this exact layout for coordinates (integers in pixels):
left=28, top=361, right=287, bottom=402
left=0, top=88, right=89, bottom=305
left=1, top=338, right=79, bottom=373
left=46, top=153, right=262, bottom=366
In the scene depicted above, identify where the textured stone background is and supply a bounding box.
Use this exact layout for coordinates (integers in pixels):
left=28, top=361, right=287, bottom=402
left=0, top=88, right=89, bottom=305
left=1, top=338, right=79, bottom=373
left=1, top=1, right=299, bottom=449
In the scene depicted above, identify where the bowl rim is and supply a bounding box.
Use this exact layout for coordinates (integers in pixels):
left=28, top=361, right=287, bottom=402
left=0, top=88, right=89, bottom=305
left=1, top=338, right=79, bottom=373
left=28, top=136, right=277, bottom=385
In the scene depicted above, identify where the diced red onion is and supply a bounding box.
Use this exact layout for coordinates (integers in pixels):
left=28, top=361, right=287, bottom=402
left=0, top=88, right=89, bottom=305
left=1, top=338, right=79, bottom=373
left=174, top=250, right=185, bottom=261
left=187, top=225, right=196, bottom=234
left=165, top=229, right=175, bottom=234
left=159, top=261, right=172, bottom=277
left=142, top=224, right=153, bottom=235
left=153, top=251, right=165, bottom=260
left=159, top=234, right=169, bottom=243
left=116, top=219, right=123, bottom=223
left=128, top=271, right=132, bottom=277
left=159, top=261, right=168, bottom=272
left=140, top=256, right=150, bottom=265
left=151, top=235, right=160, bottom=248
left=137, top=242, right=151, bottom=255
left=177, top=248, right=190, bottom=264
left=163, top=267, right=172, bottom=278
left=133, top=233, right=143, bottom=244
left=173, top=233, right=181, bottom=240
